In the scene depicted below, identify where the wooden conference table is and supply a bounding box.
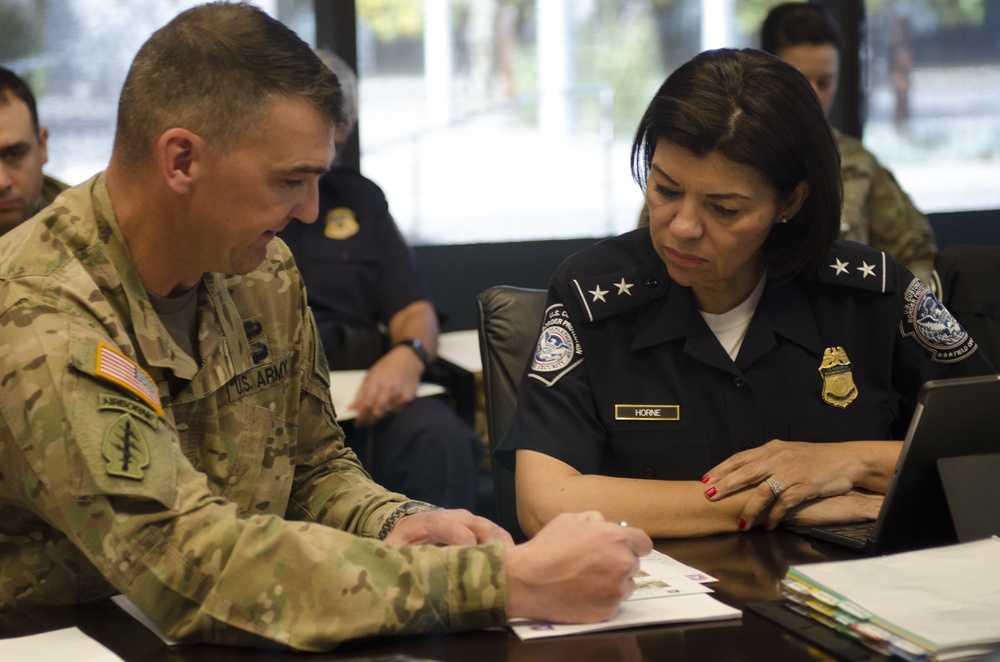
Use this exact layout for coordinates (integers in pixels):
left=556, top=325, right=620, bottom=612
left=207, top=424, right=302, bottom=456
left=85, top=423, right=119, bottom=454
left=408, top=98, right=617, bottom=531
left=0, top=530, right=868, bottom=662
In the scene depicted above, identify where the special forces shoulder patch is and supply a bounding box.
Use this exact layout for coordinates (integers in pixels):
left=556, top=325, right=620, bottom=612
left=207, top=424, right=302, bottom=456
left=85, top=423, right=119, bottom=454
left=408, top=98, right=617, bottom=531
left=899, top=278, right=977, bottom=363
left=529, top=304, right=584, bottom=387
left=103, top=414, right=150, bottom=480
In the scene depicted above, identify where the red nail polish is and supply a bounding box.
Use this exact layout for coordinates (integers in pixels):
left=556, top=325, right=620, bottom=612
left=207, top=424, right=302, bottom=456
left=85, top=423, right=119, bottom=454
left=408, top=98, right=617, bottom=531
left=738, top=517, right=747, bottom=530
left=700, top=474, right=711, bottom=483
left=705, top=486, right=717, bottom=498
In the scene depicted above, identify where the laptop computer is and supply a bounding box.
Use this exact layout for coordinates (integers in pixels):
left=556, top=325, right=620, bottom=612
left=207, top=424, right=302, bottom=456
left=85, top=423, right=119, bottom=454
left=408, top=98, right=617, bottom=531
left=937, top=452, right=1000, bottom=543
left=791, top=374, right=1000, bottom=555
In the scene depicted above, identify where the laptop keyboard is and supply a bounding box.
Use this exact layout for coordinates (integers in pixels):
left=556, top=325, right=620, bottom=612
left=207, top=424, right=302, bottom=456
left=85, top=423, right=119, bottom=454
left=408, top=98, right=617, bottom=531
left=814, top=521, right=876, bottom=545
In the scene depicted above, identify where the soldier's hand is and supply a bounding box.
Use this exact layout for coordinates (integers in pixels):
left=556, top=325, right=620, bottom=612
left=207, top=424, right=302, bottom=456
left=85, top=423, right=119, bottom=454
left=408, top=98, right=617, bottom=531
left=504, top=511, right=652, bottom=623
left=384, top=508, right=514, bottom=547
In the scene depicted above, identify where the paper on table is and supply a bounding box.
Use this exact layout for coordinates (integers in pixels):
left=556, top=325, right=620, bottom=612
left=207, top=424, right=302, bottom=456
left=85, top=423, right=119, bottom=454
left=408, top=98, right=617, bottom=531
left=329, top=370, right=445, bottom=421
left=508, top=550, right=739, bottom=640
left=640, top=548, right=719, bottom=584
left=787, top=536, right=1000, bottom=654
left=436, top=329, right=482, bottom=374
left=0, top=627, right=125, bottom=662
left=509, top=594, right=741, bottom=641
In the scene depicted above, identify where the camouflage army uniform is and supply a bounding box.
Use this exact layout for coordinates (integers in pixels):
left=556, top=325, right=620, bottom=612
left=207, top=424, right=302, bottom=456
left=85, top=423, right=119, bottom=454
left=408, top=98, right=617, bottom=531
left=0, top=173, right=506, bottom=650
left=837, top=131, right=937, bottom=287
left=34, top=173, right=69, bottom=215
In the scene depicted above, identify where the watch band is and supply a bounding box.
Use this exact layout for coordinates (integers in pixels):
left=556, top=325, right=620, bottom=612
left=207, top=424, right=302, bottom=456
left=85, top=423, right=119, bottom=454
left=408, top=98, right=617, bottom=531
left=377, top=500, right=442, bottom=540
left=395, top=338, right=430, bottom=367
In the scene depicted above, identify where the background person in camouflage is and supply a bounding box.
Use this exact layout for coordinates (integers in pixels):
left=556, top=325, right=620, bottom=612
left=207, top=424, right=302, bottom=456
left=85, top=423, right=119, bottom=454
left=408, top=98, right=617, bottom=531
left=0, top=65, right=68, bottom=236
left=0, top=1, right=651, bottom=652
left=760, top=2, right=937, bottom=287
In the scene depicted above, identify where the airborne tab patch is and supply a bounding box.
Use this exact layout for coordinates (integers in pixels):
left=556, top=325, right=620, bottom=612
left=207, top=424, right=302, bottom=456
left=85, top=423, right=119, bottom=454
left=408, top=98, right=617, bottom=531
left=98, top=393, right=160, bottom=428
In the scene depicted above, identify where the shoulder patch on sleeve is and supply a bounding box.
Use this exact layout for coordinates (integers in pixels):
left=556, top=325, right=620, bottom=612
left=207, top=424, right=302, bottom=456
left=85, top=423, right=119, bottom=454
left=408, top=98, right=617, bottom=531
left=529, top=304, right=584, bottom=387
left=68, top=337, right=163, bottom=417
left=569, top=269, right=651, bottom=323
left=899, top=278, right=978, bottom=363
left=818, top=243, right=894, bottom=294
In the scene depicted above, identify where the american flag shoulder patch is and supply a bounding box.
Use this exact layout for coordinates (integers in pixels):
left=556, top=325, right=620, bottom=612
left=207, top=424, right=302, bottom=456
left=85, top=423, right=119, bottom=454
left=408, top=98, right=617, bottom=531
left=95, top=343, right=163, bottom=417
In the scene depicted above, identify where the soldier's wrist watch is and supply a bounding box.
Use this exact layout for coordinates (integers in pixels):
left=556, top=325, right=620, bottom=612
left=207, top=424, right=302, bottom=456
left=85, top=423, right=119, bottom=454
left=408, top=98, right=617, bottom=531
left=377, top=500, right=442, bottom=540
left=394, top=338, right=430, bottom=368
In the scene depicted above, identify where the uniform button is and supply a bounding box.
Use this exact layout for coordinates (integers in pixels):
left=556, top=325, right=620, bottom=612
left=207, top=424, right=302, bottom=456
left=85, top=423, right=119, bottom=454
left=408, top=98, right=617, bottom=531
left=644, top=278, right=658, bottom=288
left=734, top=377, right=745, bottom=387
left=642, top=467, right=655, bottom=479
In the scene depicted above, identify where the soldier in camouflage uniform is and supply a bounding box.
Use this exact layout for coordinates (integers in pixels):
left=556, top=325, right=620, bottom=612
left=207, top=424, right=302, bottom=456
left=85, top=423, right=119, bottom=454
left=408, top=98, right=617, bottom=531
left=0, top=2, right=650, bottom=651
left=835, top=130, right=935, bottom=286
left=0, top=65, right=69, bottom=237
left=760, top=2, right=937, bottom=287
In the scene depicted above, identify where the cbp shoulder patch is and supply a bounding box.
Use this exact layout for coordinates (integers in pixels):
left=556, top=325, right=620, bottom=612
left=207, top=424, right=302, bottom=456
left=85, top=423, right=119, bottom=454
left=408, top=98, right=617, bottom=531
left=899, top=278, right=978, bottom=363
left=529, top=304, right=584, bottom=387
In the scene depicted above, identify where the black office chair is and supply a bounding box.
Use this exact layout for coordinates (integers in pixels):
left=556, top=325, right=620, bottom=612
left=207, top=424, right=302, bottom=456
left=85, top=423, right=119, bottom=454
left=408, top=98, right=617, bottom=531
left=935, top=244, right=1000, bottom=370
left=476, top=286, right=547, bottom=543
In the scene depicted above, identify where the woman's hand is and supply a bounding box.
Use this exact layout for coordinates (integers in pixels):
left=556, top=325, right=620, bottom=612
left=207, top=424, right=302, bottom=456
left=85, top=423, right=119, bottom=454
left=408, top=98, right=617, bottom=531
left=782, top=491, right=884, bottom=527
left=701, top=439, right=899, bottom=530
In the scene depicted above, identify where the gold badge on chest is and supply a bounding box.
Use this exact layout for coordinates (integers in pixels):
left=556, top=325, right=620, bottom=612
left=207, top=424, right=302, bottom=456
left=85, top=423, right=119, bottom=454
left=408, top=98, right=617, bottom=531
left=818, top=346, right=858, bottom=408
left=324, top=207, right=360, bottom=240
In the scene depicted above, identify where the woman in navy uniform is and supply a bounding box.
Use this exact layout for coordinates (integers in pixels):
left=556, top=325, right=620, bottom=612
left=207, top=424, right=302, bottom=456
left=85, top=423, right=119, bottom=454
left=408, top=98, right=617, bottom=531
left=494, top=48, right=994, bottom=539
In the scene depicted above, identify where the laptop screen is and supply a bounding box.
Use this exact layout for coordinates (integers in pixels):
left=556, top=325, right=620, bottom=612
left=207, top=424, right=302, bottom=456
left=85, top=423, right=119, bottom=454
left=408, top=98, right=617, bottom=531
left=869, top=374, right=1000, bottom=554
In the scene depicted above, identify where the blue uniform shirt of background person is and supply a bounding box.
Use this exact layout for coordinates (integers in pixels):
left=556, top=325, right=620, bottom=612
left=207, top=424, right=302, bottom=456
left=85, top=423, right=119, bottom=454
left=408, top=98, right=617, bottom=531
left=495, top=228, right=995, bottom=481
left=280, top=166, right=483, bottom=511
left=280, top=167, right=426, bottom=368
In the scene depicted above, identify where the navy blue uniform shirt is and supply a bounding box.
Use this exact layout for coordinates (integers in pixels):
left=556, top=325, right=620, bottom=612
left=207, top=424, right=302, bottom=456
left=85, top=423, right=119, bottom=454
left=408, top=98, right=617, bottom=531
left=495, top=229, right=995, bottom=481
left=280, top=167, right=428, bottom=369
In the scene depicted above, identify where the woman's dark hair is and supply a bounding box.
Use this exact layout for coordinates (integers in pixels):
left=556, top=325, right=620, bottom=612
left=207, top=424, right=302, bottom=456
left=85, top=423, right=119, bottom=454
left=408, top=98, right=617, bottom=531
left=760, top=2, right=845, bottom=55
left=630, top=48, right=841, bottom=277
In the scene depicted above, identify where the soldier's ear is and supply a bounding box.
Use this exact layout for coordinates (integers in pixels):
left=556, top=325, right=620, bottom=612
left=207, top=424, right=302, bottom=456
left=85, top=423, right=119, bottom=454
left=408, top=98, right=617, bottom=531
left=157, top=128, right=203, bottom=196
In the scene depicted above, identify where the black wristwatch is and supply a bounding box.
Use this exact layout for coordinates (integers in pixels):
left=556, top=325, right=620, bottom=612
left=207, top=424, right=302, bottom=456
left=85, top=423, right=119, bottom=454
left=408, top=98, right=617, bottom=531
left=377, top=500, right=442, bottom=540
left=395, top=338, right=430, bottom=368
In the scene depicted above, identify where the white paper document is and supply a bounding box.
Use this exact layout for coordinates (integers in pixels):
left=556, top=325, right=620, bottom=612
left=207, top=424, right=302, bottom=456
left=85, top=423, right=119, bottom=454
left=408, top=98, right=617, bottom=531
left=0, top=627, right=125, bottom=662
left=787, top=536, right=1000, bottom=656
left=329, top=370, right=445, bottom=421
left=508, top=550, right=739, bottom=640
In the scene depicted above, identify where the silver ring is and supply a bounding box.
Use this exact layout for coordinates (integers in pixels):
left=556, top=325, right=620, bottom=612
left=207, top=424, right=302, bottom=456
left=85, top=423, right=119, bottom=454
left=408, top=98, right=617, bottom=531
left=619, top=521, right=629, bottom=527
left=766, top=477, right=783, bottom=498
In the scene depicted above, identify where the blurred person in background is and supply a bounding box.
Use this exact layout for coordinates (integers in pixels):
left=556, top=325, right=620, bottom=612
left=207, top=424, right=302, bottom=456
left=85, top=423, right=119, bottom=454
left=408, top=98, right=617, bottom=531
left=0, top=65, right=68, bottom=236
